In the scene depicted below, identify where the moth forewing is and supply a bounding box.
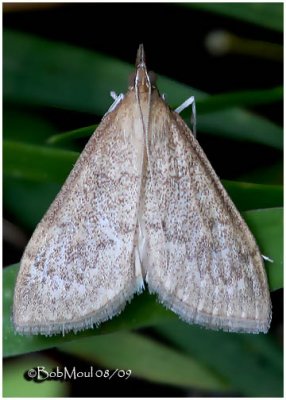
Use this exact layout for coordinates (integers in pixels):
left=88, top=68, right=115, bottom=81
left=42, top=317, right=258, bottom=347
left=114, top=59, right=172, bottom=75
left=143, top=97, right=271, bottom=333
left=13, top=78, right=147, bottom=335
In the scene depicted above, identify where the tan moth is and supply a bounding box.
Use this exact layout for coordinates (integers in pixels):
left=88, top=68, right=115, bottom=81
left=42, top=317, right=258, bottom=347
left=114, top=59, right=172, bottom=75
left=13, top=45, right=271, bottom=335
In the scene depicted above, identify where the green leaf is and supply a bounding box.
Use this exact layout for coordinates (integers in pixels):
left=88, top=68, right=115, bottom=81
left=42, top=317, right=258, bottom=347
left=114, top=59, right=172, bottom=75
left=197, top=109, right=282, bottom=150
left=3, top=207, right=282, bottom=358
left=223, top=180, right=282, bottom=211
left=47, top=124, right=97, bottom=145
left=4, top=107, right=57, bottom=144
left=3, top=30, right=282, bottom=149
left=186, top=3, right=283, bottom=32
left=195, top=87, right=283, bottom=114
left=3, top=140, right=78, bottom=183
left=4, top=177, right=61, bottom=230
left=3, top=30, right=133, bottom=115
left=238, top=161, right=283, bottom=186
left=155, top=321, right=283, bottom=396
left=59, top=332, right=227, bottom=391
left=3, top=356, right=69, bottom=397
left=244, top=208, right=283, bottom=291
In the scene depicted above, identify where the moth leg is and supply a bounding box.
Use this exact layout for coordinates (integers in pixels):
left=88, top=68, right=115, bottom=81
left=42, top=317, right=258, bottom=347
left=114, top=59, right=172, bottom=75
left=105, top=92, right=124, bottom=115
left=175, top=96, right=196, bottom=137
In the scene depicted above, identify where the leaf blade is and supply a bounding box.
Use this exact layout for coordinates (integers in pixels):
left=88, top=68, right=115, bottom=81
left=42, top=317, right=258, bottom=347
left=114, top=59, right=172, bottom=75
left=155, top=321, right=283, bottom=396
left=186, top=3, right=283, bottom=32
left=59, top=332, right=228, bottom=391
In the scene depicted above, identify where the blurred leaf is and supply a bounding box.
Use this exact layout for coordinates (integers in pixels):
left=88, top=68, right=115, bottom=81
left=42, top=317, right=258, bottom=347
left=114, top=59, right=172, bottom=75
left=3, top=30, right=282, bottom=149
left=244, top=208, right=283, bottom=291
left=4, top=106, right=57, bottom=143
left=155, top=321, right=283, bottom=396
left=186, top=3, right=283, bottom=32
left=238, top=162, right=283, bottom=186
left=197, top=109, right=282, bottom=150
left=3, top=30, right=135, bottom=114
left=3, top=140, right=78, bottom=183
left=223, top=180, right=282, bottom=211
left=195, top=87, right=283, bottom=114
left=59, top=332, right=227, bottom=391
left=4, top=177, right=61, bottom=230
left=47, top=124, right=97, bottom=145
left=3, top=207, right=282, bottom=358
left=3, top=355, right=69, bottom=397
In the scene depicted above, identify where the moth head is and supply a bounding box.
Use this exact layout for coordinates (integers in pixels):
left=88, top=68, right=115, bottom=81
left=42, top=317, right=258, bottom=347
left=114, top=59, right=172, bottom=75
left=128, top=44, right=157, bottom=92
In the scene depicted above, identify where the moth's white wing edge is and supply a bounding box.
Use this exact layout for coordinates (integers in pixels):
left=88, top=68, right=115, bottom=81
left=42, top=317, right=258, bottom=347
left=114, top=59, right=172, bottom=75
left=148, top=281, right=271, bottom=334
left=13, top=279, right=144, bottom=336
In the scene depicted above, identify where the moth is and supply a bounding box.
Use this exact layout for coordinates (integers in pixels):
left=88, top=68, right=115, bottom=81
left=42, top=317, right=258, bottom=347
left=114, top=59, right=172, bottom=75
left=13, top=45, right=271, bottom=335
